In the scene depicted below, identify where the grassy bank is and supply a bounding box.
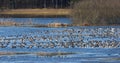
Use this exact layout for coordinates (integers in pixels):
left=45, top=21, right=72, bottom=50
left=0, top=9, right=71, bottom=18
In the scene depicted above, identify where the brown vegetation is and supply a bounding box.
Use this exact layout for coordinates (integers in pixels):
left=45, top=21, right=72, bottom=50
left=0, top=21, right=18, bottom=26
left=36, top=52, right=75, bottom=56
left=0, top=9, right=71, bottom=17
left=47, top=22, right=69, bottom=27
left=0, top=52, right=75, bottom=57
left=71, top=0, right=120, bottom=26
left=0, top=21, right=70, bottom=27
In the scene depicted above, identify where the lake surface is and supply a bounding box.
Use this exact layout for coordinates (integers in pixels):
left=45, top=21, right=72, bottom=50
left=0, top=18, right=72, bottom=24
left=0, top=18, right=120, bottom=63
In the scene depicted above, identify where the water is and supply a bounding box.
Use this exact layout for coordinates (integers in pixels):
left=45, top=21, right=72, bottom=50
left=0, top=18, right=72, bottom=24
left=0, top=18, right=120, bottom=63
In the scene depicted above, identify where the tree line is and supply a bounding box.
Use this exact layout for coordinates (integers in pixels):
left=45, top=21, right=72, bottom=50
left=0, top=0, right=71, bottom=9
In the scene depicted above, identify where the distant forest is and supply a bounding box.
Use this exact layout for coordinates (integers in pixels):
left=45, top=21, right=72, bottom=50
left=0, top=0, right=71, bottom=9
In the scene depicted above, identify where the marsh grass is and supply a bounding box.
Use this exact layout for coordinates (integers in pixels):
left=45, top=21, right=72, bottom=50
left=0, top=21, right=16, bottom=26
left=0, top=52, right=75, bottom=57
left=47, top=23, right=69, bottom=27
left=36, top=52, right=75, bottom=57
left=0, top=52, right=30, bottom=56
left=0, top=20, right=70, bottom=27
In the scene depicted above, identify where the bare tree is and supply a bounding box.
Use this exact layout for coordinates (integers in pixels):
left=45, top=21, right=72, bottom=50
left=55, top=0, right=58, bottom=8
left=71, top=0, right=120, bottom=26
left=44, top=0, right=46, bottom=8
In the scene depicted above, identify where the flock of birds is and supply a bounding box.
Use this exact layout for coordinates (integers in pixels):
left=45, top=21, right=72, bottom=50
left=0, top=27, right=120, bottom=48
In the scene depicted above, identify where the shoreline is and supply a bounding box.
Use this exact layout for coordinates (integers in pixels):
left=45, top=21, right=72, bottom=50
left=0, top=21, right=71, bottom=27
left=0, top=9, right=71, bottom=18
left=0, top=14, right=69, bottom=18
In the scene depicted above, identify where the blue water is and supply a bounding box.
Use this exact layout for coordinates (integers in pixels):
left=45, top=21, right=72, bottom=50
left=0, top=18, right=72, bottom=24
left=0, top=18, right=120, bottom=63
